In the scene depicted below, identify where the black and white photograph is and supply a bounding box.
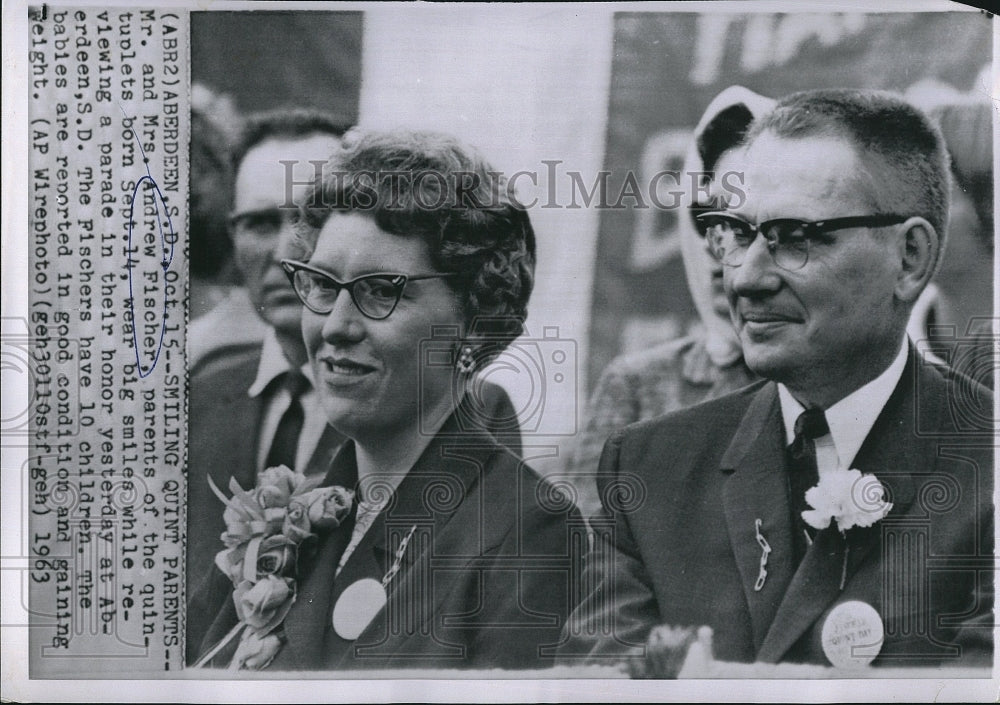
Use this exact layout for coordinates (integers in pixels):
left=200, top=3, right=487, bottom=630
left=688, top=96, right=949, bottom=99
left=2, top=0, right=996, bottom=701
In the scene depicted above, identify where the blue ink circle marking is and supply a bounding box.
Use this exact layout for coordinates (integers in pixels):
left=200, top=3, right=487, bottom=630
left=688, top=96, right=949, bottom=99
left=123, top=111, right=178, bottom=379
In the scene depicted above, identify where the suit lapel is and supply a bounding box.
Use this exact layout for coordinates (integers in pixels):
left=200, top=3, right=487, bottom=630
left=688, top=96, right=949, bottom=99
left=275, top=413, right=497, bottom=669
left=186, top=351, right=263, bottom=654
left=301, top=423, right=346, bottom=478
left=720, top=382, right=798, bottom=652
left=270, top=441, right=359, bottom=670
left=330, top=420, right=497, bottom=667
left=274, top=517, right=356, bottom=669
left=195, top=579, right=241, bottom=667
left=756, top=350, right=921, bottom=663
left=322, top=511, right=392, bottom=667
left=208, top=376, right=261, bottom=494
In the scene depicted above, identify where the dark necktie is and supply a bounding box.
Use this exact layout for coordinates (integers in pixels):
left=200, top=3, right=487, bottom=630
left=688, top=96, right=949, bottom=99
left=787, top=407, right=829, bottom=563
left=265, top=370, right=309, bottom=471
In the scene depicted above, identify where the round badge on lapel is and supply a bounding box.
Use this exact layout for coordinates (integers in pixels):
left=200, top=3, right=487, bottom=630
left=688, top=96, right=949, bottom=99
left=821, top=600, right=884, bottom=669
left=332, top=578, right=388, bottom=641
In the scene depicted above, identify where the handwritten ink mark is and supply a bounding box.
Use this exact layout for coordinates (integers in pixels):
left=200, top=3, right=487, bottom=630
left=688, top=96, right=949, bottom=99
left=121, top=105, right=178, bottom=379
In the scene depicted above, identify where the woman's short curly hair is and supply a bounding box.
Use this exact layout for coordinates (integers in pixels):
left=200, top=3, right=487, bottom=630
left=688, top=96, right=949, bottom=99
left=294, top=129, right=536, bottom=361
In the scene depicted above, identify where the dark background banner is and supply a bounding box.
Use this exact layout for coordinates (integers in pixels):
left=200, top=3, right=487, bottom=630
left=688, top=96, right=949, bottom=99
left=191, top=11, right=363, bottom=123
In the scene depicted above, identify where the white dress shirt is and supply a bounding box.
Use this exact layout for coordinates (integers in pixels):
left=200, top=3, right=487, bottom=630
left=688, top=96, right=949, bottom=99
left=189, top=287, right=268, bottom=369
left=778, top=337, right=909, bottom=475
left=247, top=331, right=329, bottom=476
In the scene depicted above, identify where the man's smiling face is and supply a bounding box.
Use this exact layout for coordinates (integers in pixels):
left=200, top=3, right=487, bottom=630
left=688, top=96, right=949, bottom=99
left=724, top=132, right=904, bottom=402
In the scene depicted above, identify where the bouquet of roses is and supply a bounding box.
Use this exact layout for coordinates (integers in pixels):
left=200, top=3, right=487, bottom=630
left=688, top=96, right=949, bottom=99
left=194, top=465, right=354, bottom=670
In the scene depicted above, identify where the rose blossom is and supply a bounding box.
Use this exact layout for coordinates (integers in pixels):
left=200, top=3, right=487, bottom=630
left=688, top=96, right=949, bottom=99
left=256, top=465, right=305, bottom=508
left=282, top=500, right=313, bottom=542
left=234, top=575, right=295, bottom=632
left=255, top=535, right=297, bottom=579
left=232, top=629, right=283, bottom=670
left=302, top=486, right=354, bottom=530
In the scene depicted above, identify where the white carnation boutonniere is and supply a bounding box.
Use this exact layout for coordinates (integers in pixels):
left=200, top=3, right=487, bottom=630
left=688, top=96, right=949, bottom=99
left=801, top=467, right=893, bottom=589
left=192, top=466, right=354, bottom=670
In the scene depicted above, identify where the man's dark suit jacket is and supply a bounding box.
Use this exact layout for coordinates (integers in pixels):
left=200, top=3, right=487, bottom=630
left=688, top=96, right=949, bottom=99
left=188, top=413, right=581, bottom=670
left=558, top=349, right=993, bottom=668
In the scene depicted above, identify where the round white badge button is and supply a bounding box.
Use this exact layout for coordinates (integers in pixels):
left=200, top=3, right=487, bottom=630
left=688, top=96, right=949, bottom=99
left=821, top=600, right=884, bottom=669
left=332, top=578, right=388, bottom=641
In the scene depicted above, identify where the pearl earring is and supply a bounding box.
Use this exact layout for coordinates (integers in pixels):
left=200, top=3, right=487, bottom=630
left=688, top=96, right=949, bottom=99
left=457, top=346, right=475, bottom=373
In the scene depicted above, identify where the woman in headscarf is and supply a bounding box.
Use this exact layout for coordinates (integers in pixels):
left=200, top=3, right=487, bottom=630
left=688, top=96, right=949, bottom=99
left=566, top=86, right=775, bottom=518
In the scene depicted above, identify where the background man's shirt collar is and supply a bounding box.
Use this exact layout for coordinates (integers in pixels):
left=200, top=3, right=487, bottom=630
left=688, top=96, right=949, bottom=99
left=248, top=329, right=314, bottom=397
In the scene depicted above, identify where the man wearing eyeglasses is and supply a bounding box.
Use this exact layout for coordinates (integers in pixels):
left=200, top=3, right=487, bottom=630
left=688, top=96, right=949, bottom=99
left=559, top=89, right=993, bottom=671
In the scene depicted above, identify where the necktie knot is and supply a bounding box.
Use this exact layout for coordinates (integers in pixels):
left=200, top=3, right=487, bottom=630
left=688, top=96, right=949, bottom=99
left=794, top=407, right=829, bottom=442
left=283, top=370, right=310, bottom=399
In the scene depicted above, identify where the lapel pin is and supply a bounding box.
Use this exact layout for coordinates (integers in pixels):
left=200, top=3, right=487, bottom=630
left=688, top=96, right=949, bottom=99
left=820, top=600, right=884, bottom=669
left=381, top=524, right=418, bottom=589
left=331, top=524, right=418, bottom=641
left=753, top=519, right=771, bottom=592
left=332, top=578, right=387, bottom=641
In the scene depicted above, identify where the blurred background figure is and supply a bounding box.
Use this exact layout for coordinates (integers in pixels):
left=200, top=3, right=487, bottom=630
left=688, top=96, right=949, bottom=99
left=904, top=76, right=994, bottom=391
left=189, top=83, right=243, bottom=321
left=564, top=86, right=773, bottom=518
left=188, top=10, right=363, bottom=365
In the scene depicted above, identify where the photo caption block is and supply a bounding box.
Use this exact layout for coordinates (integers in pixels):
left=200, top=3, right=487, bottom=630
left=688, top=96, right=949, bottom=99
left=27, top=6, right=189, bottom=677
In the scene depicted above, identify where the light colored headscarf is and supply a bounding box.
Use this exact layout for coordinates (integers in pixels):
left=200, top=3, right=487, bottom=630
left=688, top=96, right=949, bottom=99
left=680, top=86, right=775, bottom=367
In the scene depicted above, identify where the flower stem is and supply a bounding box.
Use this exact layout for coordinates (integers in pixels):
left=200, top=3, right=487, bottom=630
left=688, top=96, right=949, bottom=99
left=190, top=621, right=246, bottom=669
left=839, top=543, right=850, bottom=591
